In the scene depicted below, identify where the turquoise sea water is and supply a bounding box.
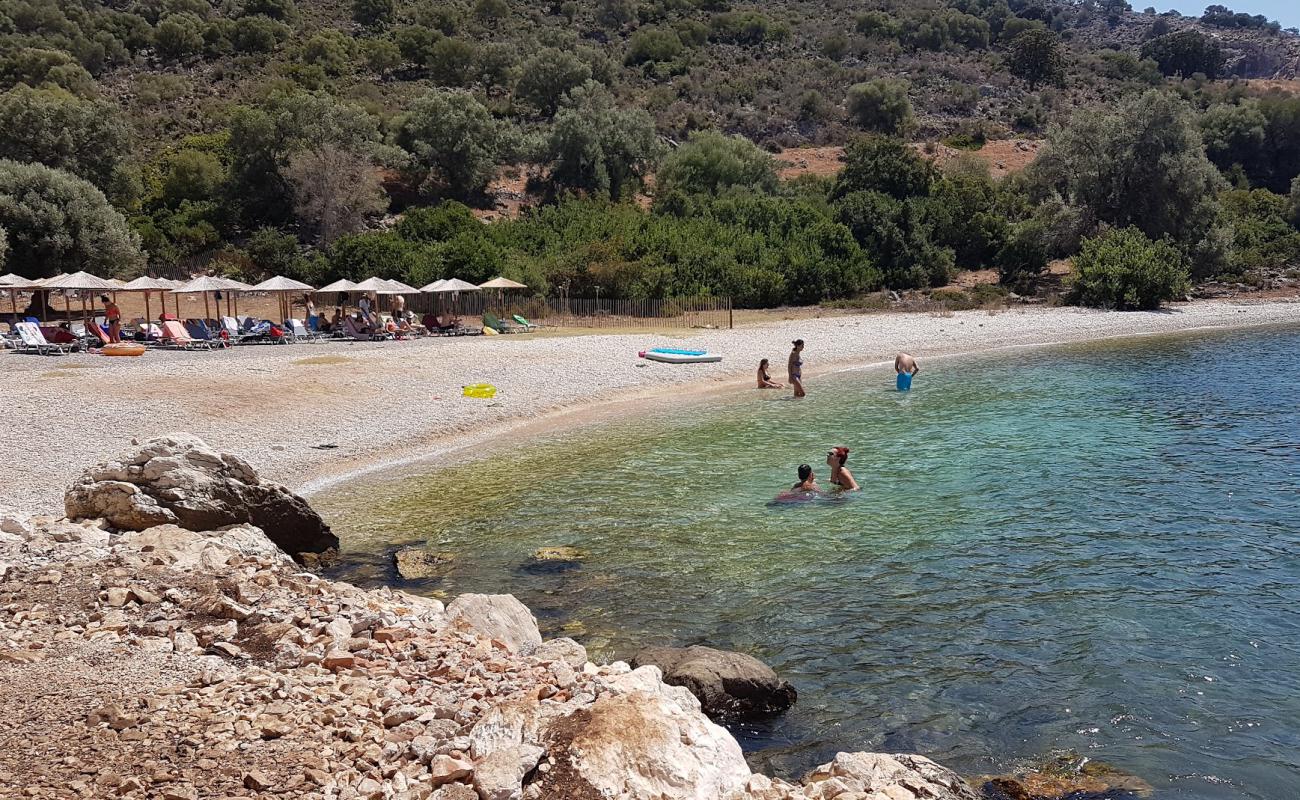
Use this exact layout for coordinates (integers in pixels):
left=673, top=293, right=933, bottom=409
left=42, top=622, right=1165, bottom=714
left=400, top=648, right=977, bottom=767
left=318, top=326, right=1300, bottom=798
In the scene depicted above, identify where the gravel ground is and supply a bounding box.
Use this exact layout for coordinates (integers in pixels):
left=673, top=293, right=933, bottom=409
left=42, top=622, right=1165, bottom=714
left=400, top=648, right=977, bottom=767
left=3, top=299, right=1298, bottom=516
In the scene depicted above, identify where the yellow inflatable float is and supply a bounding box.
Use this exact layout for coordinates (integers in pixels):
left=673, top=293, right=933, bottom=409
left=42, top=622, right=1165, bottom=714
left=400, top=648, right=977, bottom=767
left=462, top=383, right=497, bottom=398
left=102, top=343, right=146, bottom=357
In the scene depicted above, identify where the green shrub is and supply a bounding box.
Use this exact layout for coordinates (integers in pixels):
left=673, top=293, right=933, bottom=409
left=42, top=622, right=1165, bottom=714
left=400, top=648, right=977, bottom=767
left=846, top=79, right=914, bottom=135
left=625, top=28, right=683, bottom=65
left=352, top=0, right=395, bottom=27
left=656, top=130, right=777, bottom=196
left=1069, top=227, right=1189, bottom=309
left=231, top=15, right=291, bottom=54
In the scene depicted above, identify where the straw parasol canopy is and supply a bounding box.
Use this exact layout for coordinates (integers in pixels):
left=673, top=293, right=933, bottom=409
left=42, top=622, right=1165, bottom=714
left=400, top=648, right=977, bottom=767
left=353, top=276, right=403, bottom=294
left=429, top=278, right=481, bottom=293
left=419, top=279, right=448, bottom=292
left=479, top=276, right=527, bottom=312
left=253, top=275, right=315, bottom=323
left=41, top=271, right=121, bottom=321
left=424, top=278, right=481, bottom=317
left=173, top=275, right=240, bottom=321
left=0, top=273, right=41, bottom=318
left=384, top=279, right=420, bottom=294
left=318, top=278, right=358, bottom=293
left=479, top=277, right=527, bottom=290
left=119, top=277, right=172, bottom=334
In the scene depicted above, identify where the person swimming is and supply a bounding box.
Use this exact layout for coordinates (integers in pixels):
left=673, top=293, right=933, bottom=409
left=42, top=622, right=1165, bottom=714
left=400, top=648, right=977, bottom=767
left=826, top=446, right=859, bottom=491
left=757, top=358, right=784, bottom=389
left=788, top=340, right=806, bottom=398
left=792, top=463, right=818, bottom=492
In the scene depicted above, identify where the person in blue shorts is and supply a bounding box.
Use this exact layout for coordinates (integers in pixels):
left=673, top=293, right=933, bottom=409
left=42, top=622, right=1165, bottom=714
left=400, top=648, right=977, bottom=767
left=894, top=352, right=919, bottom=390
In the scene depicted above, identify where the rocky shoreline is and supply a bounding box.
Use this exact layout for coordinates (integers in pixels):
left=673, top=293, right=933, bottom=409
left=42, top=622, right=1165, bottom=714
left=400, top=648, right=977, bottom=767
left=0, top=436, right=982, bottom=800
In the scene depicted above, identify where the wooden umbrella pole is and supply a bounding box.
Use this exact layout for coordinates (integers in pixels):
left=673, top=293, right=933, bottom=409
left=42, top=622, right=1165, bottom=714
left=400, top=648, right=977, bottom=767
left=144, top=292, right=152, bottom=337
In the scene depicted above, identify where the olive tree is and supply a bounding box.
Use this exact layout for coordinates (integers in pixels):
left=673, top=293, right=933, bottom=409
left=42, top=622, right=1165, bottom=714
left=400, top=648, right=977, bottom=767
left=0, top=160, right=144, bottom=278
left=396, top=90, right=518, bottom=199
left=0, top=85, right=131, bottom=190
left=1031, top=90, right=1229, bottom=276
left=544, top=82, right=662, bottom=200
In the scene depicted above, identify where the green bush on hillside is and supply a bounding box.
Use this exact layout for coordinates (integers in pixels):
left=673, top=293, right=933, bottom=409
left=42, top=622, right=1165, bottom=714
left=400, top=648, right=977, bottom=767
left=1069, top=227, right=1189, bottom=309
left=846, top=79, right=914, bottom=136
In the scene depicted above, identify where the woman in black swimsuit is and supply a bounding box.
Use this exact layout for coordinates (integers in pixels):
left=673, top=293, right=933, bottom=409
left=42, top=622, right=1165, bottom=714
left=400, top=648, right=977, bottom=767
left=757, top=358, right=783, bottom=388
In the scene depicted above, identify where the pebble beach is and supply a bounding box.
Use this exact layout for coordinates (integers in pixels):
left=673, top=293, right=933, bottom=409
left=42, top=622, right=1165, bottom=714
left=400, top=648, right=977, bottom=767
left=4, top=299, right=1300, bottom=516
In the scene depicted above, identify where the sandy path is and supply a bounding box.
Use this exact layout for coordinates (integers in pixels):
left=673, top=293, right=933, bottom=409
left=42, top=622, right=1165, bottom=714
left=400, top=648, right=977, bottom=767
left=3, top=299, right=1298, bottom=515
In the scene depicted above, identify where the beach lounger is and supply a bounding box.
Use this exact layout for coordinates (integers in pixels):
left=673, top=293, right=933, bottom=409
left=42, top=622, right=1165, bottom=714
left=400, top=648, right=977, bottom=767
left=184, top=319, right=226, bottom=348
left=287, top=318, right=323, bottom=342
left=483, top=312, right=524, bottom=334
left=512, top=314, right=541, bottom=331
left=342, top=315, right=387, bottom=341
left=14, top=322, right=72, bottom=355
left=159, top=320, right=211, bottom=351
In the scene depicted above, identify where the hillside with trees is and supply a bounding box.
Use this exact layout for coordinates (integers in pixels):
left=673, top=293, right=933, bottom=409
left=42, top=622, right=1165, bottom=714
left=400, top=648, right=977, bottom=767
left=1, top=0, right=1299, bottom=308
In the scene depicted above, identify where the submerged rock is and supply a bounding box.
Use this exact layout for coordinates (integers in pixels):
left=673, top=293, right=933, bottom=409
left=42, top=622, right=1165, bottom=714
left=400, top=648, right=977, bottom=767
left=531, top=545, right=587, bottom=562
left=979, top=752, right=1154, bottom=800
left=64, top=434, right=338, bottom=561
left=631, top=645, right=797, bottom=719
left=520, top=545, right=587, bottom=575
left=394, top=546, right=455, bottom=580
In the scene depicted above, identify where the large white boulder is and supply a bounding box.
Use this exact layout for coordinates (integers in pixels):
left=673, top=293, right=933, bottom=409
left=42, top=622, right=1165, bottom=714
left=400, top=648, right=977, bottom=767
left=445, top=593, right=542, bottom=655
left=64, top=434, right=338, bottom=560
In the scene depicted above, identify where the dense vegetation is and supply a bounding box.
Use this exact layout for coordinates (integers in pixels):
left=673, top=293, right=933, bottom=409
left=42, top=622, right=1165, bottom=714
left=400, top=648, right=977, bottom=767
left=0, top=0, right=1298, bottom=308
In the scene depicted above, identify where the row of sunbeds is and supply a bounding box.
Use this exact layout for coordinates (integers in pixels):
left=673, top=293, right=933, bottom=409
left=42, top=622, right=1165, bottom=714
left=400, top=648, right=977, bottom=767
left=3, top=311, right=542, bottom=355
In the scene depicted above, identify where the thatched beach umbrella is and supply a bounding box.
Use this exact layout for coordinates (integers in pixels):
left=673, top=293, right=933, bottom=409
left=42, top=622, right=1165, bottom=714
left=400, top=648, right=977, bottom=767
left=425, top=278, right=481, bottom=318
left=119, top=276, right=174, bottom=335
left=172, top=275, right=232, bottom=322
left=253, top=275, right=315, bottom=325
left=479, top=276, right=527, bottom=312
left=0, top=273, right=40, bottom=319
left=41, top=271, right=120, bottom=324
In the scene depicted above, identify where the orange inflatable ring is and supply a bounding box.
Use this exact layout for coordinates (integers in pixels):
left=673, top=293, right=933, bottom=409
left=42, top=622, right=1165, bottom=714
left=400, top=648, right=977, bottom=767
left=102, top=343, right=146, bottom=357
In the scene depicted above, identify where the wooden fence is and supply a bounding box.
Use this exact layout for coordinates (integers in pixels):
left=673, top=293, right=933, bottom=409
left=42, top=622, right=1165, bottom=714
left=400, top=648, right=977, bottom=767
left=404, top=294, right=733, bottom=330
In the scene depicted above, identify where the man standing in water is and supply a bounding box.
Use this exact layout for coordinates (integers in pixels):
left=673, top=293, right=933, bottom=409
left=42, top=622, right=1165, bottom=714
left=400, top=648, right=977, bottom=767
left=894, top=352, right=920, bottom=391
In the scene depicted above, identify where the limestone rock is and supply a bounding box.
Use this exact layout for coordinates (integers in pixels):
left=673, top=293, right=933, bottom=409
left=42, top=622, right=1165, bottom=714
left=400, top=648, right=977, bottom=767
left=115, top=523, right=289, bottom=568
left=631, top=645, right=797, bottom=719
left=394, top=547, right=454, bottom=580
left=799, top=752, right=980, bottom=800
left=473, top=744, right=543, bottom=800
left=65, top=434, right=338, bottom=560
left=534, top=688, right=751, bottom=800
left=533, top=637, right=587, bottom=668
left=446, top=594, right=541, bottom=655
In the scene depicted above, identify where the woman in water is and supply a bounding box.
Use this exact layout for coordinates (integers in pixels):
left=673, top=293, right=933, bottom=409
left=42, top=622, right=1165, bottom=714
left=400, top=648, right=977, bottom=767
left=792, top=463, right=818, bottom=492
left=826, top=446, right=859, bottom=491
left=757, top=359, right=784, bottom=389
left=788, top=340, right=806, bottom=398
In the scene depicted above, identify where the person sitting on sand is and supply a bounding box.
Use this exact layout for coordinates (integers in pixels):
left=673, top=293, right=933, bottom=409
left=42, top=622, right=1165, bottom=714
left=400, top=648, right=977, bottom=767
left=792, top=463, right=818, bottom=492
left=895, top=352, right=920, bottom=377
left=826, top=446, right=859, bottom=491
left=757, top=358, right=784, bottom=389
left=788, top=340, right=806, bottom=398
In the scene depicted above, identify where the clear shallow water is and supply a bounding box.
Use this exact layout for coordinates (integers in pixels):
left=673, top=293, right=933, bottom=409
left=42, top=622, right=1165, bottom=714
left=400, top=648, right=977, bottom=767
left=318, top=326, right=1300, bottom=798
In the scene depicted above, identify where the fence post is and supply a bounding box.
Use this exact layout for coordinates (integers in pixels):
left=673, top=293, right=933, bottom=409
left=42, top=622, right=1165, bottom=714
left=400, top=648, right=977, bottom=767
left=728, top=296, right=733, bottom=330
